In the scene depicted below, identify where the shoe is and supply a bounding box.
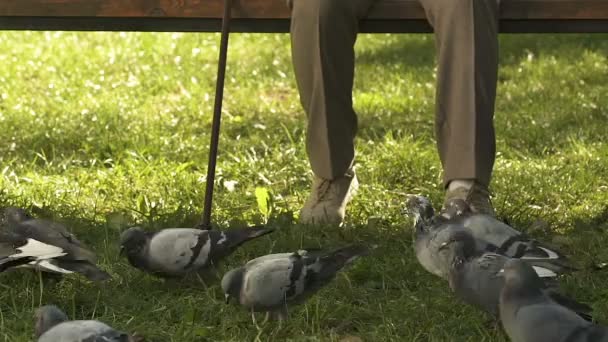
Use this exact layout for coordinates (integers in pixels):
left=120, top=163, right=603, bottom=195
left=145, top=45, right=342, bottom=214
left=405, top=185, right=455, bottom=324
left=299, top=169, right=359, bottom=225
left=443, top=182, right=495, bottom=217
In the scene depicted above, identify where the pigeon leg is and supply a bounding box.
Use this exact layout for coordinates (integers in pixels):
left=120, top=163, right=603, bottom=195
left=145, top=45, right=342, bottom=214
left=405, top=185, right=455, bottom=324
left=195, top=268, right=220, bottom=288
left=251, top=309, right=264, bottom=330
left=265, top=307, right=288, bottom=322
left=275, top=307, right=288, bottom=329
left=193, top=272, right=209, bottom=289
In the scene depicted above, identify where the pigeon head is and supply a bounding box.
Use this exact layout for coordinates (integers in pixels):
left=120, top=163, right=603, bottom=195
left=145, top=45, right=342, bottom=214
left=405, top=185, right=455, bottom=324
left=34, top=305, right=69, bottom=338
left=404, top=195, right=435, bottom=221
left=1, top=207, right=32, bottom=225
left=501, top=259, right=545, bottom=292
left=119, top=227, right=149, bottom=257
left=221, top=267, right=245, bottom=304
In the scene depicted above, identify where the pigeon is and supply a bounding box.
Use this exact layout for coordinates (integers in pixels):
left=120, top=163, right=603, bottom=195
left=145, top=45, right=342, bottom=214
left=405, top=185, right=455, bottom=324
left=0, top=207, right=111, bottom=281
left=499, top=259, right=608, bottom=342
left=439, top=228, right=592, bottom=320
left=34, top=304, right=133, bottom=342
left=405, top=195, right=464, bottom=278
left=221, top=244, right=369, bottom=321
left=119, top=225, right=274, bottom=279
left=404, top=195, right=572, bottom=279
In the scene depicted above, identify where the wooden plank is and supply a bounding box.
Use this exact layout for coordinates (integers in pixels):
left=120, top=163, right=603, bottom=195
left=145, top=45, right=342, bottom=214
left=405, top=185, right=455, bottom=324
left=1, top=0, right=608, bottom=20
left=1, top=17, right=608, bottom=33
left=502, top=0, right=608, bottom=19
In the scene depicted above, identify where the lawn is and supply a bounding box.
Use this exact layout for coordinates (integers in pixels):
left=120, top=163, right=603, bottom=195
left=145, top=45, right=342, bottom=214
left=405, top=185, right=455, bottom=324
left=0, top=30, right=607, bottom=341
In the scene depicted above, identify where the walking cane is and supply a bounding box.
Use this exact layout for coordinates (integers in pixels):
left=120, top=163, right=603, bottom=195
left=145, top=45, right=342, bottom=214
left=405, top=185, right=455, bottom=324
left=198, top=0, right=232, bottom=230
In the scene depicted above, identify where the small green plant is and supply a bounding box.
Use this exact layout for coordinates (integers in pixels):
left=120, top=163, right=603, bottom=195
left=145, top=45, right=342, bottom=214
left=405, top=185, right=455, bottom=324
left=255, top=186, right=273, bottom=223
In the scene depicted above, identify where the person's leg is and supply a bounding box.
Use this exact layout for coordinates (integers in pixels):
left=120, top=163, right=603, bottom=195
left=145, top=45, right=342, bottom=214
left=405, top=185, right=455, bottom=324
left=419, top=0, right=500, bottom=215
left=290, top=0, right=377, bottom=225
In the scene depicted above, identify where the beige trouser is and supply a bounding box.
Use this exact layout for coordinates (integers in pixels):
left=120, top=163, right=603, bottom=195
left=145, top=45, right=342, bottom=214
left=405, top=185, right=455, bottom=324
left=289, top=0, right=499, bottom=188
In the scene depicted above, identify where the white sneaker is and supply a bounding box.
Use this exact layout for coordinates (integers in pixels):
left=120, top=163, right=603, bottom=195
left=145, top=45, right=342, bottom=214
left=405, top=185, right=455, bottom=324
left=299, top=169, right=359, bottom=225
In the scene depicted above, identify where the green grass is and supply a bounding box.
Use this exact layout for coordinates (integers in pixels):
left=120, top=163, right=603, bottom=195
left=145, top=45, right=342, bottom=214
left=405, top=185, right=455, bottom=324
left=1, top=30, right=608, bottom=341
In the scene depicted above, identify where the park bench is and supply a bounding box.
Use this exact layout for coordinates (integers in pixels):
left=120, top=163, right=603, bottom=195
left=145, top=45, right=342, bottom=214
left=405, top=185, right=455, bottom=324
left=1, top=0, right=607, bottom=228
left=0, top=0, right=607, bottom=33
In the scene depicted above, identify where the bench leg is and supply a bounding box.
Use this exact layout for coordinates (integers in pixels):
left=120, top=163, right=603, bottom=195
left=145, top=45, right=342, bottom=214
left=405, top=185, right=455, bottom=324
left=198, top=0, right=232, bottom=230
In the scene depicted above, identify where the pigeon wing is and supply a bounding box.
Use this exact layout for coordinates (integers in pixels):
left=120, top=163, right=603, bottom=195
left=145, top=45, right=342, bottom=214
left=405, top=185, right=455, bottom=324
left=451, top=253, right=509, bottom=315
left=147, top=228, right=211, bottom=273
left=16, top=219, right=97, bottom=263
left=508, top=301, right=592, bottom=342
left=453, top=252, right=558, bottom=316
left=462, top=215, right=520, bottom=247
left=296, top=245, right=368, bottom=298
left=39, top=320, right=121, bottom=342
left=245, top=252, right=303, bottom=268
left=241, top=256, right=305, bottom=309
left=0, top=237, right=68, bottom=272
left=463, top=215, right=572, bottom=272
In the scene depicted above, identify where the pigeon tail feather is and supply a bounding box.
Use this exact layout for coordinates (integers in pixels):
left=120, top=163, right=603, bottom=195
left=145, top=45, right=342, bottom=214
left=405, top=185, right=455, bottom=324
left=243, top=226, right=275, bottom=240
left=54, top=260, right=112, bottom=281
left=499, top=236, right=576, bottom=273
left=226, top=226, right=274, bottom=249
left=0, top=256, right=36, bottom=272
left=548, top=292, right=594, bottom=322
left=532, top=266, right=558, bottom=278
left=30, top=260, right=74, bottom=274
left=301, top=244, right=369, bottom=292
left=320, top=244, right=370, bottom=269
left=523, top=257, right=577, bottom=275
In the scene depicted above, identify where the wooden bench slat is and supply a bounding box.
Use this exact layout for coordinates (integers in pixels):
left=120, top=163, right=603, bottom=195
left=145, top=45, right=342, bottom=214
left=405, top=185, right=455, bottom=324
left=1, top=0, right=608, bottom=33
left=1, top=0, right=608, bottom=20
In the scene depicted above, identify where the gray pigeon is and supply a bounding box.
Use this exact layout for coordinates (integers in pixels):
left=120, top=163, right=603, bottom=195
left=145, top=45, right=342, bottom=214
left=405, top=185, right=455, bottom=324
left=405, top=195, right=461, bottom=278
left=405, top=195, right=572, bottom=279
left=221, top=244, right=369, bottom=321
left=0, top=207, right=111, bottom=281
left=34, top=304, right=133, bottom=342
left=119, top=225, right=274, bottom=279
left=439, top=228, right=592, bottom=320
left=499, top=259, right=608, bottom=342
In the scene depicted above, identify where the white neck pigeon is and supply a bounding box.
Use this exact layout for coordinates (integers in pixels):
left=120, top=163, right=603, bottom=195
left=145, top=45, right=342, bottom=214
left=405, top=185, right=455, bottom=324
left=119, top=225, right=273, bottom=279
left=499, top=259, right=608, bottom=342
left=0, top=207, right=111, bottom=281
left=221, top=244, right=369, bottom=322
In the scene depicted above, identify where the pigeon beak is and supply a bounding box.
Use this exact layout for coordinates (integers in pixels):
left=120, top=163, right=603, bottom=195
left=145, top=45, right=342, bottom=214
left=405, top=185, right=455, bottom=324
left=224, top=294, right=231, bottom=304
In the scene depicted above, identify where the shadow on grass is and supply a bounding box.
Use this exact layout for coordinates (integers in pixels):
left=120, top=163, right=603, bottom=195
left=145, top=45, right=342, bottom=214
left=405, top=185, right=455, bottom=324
left=356, top=34, right=436, bottom=70
left=353, top=33, right=608, bottom=151
left=356, top=33, right=608, bottom=70
left=499, top=33, right=608, bottom=67
left=2, top=34, right=607, bottom=163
